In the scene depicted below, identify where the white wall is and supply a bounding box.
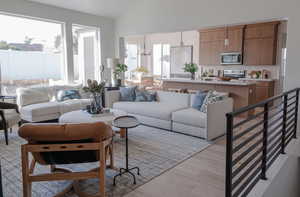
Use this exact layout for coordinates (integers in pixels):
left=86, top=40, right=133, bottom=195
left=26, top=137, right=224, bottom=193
left=0, top=0, right=115, bottom=83
left=248, top=137, right=300, bottom=197
left=116, top=0, right=300, bottom=91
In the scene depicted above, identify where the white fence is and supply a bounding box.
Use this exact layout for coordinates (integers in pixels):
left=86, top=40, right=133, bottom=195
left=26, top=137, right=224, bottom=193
left=0, top=49, right=64, bottom=80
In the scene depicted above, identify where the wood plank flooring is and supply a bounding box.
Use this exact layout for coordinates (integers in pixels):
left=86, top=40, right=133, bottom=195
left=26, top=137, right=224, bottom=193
left=125, top=138, right=227, bottom=197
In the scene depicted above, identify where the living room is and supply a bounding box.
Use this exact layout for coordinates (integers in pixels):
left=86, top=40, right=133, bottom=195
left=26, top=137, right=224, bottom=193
left=1, top=0, right=300, bottom=197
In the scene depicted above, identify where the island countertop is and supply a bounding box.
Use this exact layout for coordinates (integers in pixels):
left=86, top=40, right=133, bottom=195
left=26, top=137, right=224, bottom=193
left=162, top=78, right=256, bottom=86
left=162, top=78, right=257, bottom=116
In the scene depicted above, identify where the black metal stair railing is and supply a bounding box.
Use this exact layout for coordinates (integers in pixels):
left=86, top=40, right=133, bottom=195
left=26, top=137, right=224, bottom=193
left=226, top=88, right=299, bottom=197
left=0, top=160, right=3, bottom=197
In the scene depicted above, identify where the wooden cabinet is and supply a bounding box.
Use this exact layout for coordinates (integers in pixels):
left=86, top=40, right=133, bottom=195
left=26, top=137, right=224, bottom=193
left=253, top=81, right=275, bottom=103
left=243, top=22, right=279, bottom=65
left=199, top=21, right=280, bottom=66
left=199, top=28, right=225, bottom=65
left=223, top=26, right=245, bottom=53
left=199, top=25, right=244, bottom=65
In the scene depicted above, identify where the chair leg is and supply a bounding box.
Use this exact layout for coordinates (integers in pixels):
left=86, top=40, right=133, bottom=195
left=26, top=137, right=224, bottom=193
left=21, top=145, right=32, bottom=197
left=29, top=159, right=36, bottom=174
left=99, top=146, right=106, bottom=197
left=109, top=143, right=114, bottom=169
left=4, top=128, right=8, bottom=145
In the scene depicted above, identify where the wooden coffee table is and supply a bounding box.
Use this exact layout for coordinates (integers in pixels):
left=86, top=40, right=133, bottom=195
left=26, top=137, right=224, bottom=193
left=59, top=109, right=128, bottom=138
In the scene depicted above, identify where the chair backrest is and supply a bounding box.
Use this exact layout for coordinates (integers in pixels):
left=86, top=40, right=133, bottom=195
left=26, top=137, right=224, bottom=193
left=18, top=122, right=113, bottom=165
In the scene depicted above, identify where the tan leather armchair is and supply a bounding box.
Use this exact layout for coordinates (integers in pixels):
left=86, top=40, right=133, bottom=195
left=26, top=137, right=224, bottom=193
left=19, top=122, right=114, bottom=197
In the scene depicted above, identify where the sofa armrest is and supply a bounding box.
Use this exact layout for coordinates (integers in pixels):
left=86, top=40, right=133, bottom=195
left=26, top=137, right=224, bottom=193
left=206, top=98, right=233, bottom=140
left=104, top=90, right=120, bottom=108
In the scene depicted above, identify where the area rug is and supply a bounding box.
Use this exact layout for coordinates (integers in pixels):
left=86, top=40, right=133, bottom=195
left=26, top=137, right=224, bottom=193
left=0, top=125, right=210, bottom=197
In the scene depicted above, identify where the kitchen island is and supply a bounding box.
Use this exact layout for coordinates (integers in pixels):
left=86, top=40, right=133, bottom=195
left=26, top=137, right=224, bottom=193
left=162, top=78, right=256, bottom=116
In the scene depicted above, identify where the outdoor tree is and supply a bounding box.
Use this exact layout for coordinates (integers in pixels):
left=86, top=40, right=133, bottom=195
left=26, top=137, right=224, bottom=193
left=0, top=41, right=9, bottom=50
left=54, top=35, right=61, bottom=49
left=54, top=34, right=78, bottom=54
left=24, top=36, right=34, bottom=44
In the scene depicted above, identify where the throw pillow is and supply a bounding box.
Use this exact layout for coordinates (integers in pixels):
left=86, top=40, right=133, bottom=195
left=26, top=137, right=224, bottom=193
left=135, top=89, right=156, bottom=102
left=119, top=86, right=137, bottom=101
left=200, top=91, right=224, bottom=113
left=192, top=91, right=207, bottom=110
left=57, top=90, right=81, bottom=102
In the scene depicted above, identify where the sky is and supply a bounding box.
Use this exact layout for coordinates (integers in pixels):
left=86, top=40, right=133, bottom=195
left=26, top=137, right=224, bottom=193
left=0, top=14, right=61, bottom=48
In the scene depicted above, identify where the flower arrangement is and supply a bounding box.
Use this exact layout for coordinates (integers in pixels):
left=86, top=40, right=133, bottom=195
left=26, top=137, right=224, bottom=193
left=83, top=79, right=105, bottom=94
left=83, top=79, right=105, bottom=114
left=134, top=66, right=149, bottom=74
left=183, top=63, right=198, bottom=80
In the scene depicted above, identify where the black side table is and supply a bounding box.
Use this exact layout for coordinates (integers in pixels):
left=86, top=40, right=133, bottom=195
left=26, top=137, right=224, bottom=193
left=113, top=115, right=140, bottom=185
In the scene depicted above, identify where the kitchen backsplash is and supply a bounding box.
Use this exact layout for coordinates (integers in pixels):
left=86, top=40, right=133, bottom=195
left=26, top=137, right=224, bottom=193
left=200, top=65, right=280, bottom=79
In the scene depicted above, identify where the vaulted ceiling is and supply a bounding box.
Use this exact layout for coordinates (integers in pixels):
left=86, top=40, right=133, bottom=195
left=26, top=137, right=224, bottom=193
left=27, top=0, right=137, bottom=18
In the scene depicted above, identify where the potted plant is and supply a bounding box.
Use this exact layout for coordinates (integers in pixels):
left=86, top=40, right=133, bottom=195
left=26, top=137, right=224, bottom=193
left=83, top=79, right=105, bottom=114
left=114, top=63, right=128, bottom=87
left=183, top=63, right=198, bottom=80
left=134, top=66, right=149, bottom=81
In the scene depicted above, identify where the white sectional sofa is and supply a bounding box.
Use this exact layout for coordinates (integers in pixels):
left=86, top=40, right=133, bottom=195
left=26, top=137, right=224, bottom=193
left=16, top=85, right=91, bottom=122
left=105, top=90, right=233, bottom=140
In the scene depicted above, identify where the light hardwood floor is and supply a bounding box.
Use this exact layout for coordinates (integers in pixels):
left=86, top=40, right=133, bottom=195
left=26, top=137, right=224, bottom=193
left=125, top=138, right=226, bottom=197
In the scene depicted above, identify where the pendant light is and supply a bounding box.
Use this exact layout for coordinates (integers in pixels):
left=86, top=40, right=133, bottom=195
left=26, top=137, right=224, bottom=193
left=180, top=32, right=185, bottom=47
left=140, top=35, right=151, bottom=56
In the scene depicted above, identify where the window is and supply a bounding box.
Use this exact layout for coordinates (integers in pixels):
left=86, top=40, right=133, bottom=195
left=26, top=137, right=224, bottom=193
left=124, top=44, right=139, bottom=80
left=153, top=44, right=170, bottom=79
left=72, top=25, right=101, bottom=83
left=0, top=14, right=65, bottom=95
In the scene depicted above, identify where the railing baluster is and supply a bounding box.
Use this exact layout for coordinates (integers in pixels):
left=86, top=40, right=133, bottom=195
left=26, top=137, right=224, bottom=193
left=226, top=88, right=300, bottom=197
left=226, top=114, right=233, bottom=197
left=281, top=95, right=288, bottom=154
left=261, top=103, right=268, bottom=180
left=294, top=89, right=299, bottom=138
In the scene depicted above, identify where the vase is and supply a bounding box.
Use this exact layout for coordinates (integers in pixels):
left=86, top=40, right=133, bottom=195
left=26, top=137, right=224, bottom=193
left=90, top=93, right=103, bottom=114
left=116, top=79, right=122, bottom=87
left=191, top=72, right=195, bottom=80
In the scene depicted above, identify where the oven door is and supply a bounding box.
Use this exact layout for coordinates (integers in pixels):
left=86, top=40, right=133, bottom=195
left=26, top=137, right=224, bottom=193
left=221, top=53, right=242, bottom=65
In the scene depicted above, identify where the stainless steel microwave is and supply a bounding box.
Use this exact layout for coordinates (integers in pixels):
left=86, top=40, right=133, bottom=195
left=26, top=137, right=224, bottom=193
left=220, top=52, right=242, bottom=65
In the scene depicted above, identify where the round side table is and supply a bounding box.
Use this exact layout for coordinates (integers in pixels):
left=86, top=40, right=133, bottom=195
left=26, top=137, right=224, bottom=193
left=113, top=115, right=140, bottom=185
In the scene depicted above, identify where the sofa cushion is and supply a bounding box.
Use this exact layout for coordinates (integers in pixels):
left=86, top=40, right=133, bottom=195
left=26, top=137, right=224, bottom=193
left=172, top=108, right=207, bottom=128
left=113, top=102, right=184, bottom=121
left=119, top=86, right=137, bottom=101
left=17, top=87, right=51, bottom=107
left=59, top=99, right=91, bottom=114
left=57, top=90, right=81, bottom=101
left=135, top=89, right=156, bottom=102
left=20, top=102, right=60, bottom=117
left=200, top=91, right=226, bottom=113
left=191, top=91, right=207, bottom=110
left=156, top=91, right=190, bottom=108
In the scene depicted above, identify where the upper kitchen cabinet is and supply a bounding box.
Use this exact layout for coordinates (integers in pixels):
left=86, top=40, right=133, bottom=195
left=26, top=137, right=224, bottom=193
left=199, top=25, right=244, bottom=65
left=223, top=25, right=245, bottom=52
left=199, top=28, right=225, bottom=65
left=243, top=22, right=279, bottom=65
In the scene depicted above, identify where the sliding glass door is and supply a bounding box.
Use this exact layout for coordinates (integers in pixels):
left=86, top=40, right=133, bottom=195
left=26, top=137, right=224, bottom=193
left=125, top=44, right=139, bottom=80
left=72, top=25, right=101, bottom=84
left=153, top=44, right=170, bottom=79
left=0, top=14, right=65, bottom=95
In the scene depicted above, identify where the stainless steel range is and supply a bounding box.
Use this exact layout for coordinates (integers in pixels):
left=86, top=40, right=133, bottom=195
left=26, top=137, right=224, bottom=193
left=223, top=70, right=246, bottom=79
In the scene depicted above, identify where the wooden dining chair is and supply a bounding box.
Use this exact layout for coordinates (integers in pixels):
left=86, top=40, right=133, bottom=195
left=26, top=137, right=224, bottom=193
left=0, top=102, right=21, bottom=145
left=18, top=122, right=114, bottom=197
